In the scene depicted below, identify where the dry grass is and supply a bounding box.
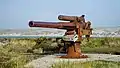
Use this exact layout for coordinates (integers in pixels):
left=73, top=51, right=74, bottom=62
left=51, top=60, right=120, bottom=68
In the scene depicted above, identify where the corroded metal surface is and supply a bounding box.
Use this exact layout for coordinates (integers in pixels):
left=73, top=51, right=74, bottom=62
left=58, top=15, right=77, bottom=21
left=29, top=21, right=76, bottom=29
left=28, top=15, right=92, bottom=58
left=60, top=42, right=88, bottom=58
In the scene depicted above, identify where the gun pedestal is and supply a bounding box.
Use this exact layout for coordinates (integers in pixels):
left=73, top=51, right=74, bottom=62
left=28, top=15, right=92, bottom=58
left=60, top=41, right=88, bottom=58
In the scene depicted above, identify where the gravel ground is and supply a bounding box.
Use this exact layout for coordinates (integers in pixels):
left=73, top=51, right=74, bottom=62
left=24, top=53, right=120, bottom=68
left=24, top=55, right=56, bottom=68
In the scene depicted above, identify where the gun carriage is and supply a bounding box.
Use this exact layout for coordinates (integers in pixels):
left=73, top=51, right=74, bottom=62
left=29, top=15, right=92, bottom=58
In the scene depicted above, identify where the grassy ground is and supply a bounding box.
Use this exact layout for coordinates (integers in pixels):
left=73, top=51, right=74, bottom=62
left=81, top=37, right=120, bottom=54
left=51, top=60, right=120, bottom=68
left=0, top=38, right=44, bottom=68
left=0, top=37, right=120, bottom=68
left=81, top=47, right=120, bottom=54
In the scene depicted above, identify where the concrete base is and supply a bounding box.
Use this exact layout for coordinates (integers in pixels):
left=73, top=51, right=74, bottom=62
left=24, top=54, right=120, bottom=68
left=55, top=53, right=120, bottom=62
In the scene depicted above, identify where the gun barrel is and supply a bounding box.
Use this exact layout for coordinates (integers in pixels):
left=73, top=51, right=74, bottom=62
left=29, top=21, right=76, bottom=29
left=58, top=15, right=77, bottom=21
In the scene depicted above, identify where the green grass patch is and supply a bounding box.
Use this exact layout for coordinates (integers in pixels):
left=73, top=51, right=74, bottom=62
left=81, top=37, right=120, bottom=48
left=81, top=47, right=120, bottom=54
left=81, top=37, right=120, bottom=54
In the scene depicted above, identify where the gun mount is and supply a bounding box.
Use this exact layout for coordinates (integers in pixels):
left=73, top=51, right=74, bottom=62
left=28, top=15, right=92, bottom=58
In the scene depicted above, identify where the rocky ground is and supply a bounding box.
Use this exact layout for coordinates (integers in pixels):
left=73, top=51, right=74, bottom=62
left=24, top=53, right=120, bottom=68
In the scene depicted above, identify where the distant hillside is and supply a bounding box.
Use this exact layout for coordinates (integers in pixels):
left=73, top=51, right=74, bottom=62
left=91, top=26, right=120, bottom=37
left=0, top=27, right=120, bottom=37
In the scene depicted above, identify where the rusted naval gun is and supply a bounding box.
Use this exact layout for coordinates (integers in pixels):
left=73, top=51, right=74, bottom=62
left=28, top=15, right=92, bottom=58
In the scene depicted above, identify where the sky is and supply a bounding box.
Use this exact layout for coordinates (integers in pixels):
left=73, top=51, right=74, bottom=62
left=0, top=0, right=120, bottom=29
